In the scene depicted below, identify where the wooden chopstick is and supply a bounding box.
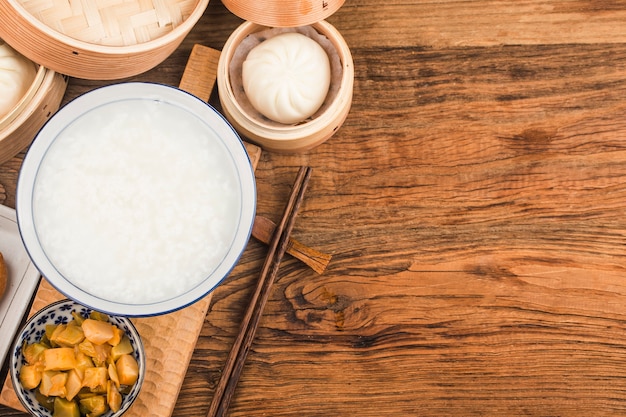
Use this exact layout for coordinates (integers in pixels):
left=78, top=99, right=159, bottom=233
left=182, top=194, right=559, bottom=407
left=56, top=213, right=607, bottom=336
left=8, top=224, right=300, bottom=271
left=207, top=166, right=313, bottom=417
left=252, top=215, right=332, bottom=274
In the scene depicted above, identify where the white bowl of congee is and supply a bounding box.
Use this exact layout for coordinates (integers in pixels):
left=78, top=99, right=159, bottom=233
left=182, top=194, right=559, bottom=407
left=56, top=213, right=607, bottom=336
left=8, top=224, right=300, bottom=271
left=16, top=82, right=256, bottom=317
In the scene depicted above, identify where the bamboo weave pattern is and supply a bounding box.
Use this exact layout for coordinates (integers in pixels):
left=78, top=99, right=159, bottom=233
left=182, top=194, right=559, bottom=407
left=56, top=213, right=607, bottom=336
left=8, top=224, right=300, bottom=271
left=19, top=0, right=197, bottom=46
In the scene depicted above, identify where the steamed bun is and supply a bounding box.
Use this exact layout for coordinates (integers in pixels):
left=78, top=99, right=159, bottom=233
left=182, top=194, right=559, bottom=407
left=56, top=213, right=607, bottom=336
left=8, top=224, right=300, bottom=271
left=0, top=41, right=37, bottom=119
left=242, top=32, right=331, bottom=125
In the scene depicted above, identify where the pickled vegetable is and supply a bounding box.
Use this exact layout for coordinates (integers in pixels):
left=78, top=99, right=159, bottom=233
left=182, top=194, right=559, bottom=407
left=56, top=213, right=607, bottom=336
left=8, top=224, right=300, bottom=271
left=35, top=389, right=55, bottom=412
left=110, top=336, right=133, bottom=362
left=92, top=344, right=112, bottom=367
left=106, top=380, right=122, bottom=412
left=65, top=369, right=83, bottom=401
left=74, top=352, right=94, bottom=377
left=44, top=348, right=77, bottom=371
left=19, top=364, right=42, bottom=390
left=19, top=310, right=139, bottom=417
left=40, top=370, right=67, bottom=397
left=89, top=311, right=109, bottom=322
left=77, top=340, right=97, bottom=360
left=52, top=323, right=85, bottom=347
left=23, top=342, right=47, bottom=365
left=54, top=396, right=80, bottom=417
left=107, top=363, right=120, bottom=389
left=49, top=324, right=67, bottom=346
left=115, top=355, right=139, bottom=386
left=82, top=367, right=108, bottom=392
left=82, top=319, right=115, bottom=345
left=108, top=326, right=124, bottom=347
left=79, top=395, right=108, bottom=417
left=45, top=325, right=58, bottom=345
left=71, top=311, right=86, bottom=326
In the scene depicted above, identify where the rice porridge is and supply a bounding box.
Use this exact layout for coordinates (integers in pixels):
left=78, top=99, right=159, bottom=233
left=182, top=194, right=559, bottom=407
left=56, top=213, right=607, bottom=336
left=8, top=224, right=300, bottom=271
left=32, top=98, right=242, bottom=304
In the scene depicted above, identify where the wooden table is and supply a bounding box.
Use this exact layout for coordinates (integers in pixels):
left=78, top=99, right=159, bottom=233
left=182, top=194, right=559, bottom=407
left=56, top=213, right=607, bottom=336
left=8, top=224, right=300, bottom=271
left=4, top=1, right=626, bottom=415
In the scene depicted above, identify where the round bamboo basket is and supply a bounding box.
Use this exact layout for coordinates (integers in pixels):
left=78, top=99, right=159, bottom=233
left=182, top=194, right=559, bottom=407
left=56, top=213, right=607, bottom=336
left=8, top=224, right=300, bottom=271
left=217, top=21, right=354, bottom=153
left=0, top=60, right=45, bottom=132
left=0, top=66, right=68, bottom=165
left=0, top=0, right=209, bottom=80
left=221, top=0, right=345, bottom=27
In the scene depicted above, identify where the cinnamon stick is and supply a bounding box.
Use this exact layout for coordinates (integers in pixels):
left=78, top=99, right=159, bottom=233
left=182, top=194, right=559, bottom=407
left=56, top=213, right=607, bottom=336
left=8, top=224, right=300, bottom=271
left=207, top=166, right=313, bottom=417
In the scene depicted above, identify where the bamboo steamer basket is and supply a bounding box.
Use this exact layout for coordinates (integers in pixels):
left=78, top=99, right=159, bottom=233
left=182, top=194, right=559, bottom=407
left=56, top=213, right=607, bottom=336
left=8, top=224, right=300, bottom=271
left=0, top=60, right=45, bottom=133
left=221, top=0, right=345, bottom=27
left=0, top=64, right=67, bottom=165
left=0, top=0, right=209, bottom=80
left=217, top=0, right=353, bottom=153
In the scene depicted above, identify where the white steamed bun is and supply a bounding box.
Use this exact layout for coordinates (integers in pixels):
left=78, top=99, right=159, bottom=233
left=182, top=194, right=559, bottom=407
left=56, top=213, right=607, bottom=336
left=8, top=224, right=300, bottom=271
left=242, top=32, right=331, bottom=125
left=0, top=41, right=37, bottom=119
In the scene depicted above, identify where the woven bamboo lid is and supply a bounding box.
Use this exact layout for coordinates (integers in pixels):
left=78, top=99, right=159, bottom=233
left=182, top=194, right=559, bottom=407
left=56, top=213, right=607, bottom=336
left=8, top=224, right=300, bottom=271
left=16, top=0, right=200, bottom=47
left=221, top=0, right=345, bottom=27
left=0, top=0, right=209, bottom=79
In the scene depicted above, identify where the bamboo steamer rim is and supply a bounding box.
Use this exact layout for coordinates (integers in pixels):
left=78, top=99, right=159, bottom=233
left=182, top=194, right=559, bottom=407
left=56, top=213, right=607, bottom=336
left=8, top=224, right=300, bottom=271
left=0, top=67, right=67, bottom=165
left=3, top=0, right=208, bottom=53
left=221, top=0, right=345, bottom=27
left=0, top=63, right=45, bottom=131
left=0, top=67, right=61, bottom=135
left=217, top=20, right=354, bottom=153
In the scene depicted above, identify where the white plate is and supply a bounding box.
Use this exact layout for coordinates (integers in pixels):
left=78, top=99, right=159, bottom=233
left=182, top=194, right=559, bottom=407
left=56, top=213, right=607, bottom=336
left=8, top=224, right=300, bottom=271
left=0, top=204, right=40, bottom=369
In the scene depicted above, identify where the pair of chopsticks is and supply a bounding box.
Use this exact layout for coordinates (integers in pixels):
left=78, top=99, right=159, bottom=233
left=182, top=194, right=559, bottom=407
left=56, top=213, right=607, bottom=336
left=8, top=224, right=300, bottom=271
left=207, top=166, right=313, bottom=417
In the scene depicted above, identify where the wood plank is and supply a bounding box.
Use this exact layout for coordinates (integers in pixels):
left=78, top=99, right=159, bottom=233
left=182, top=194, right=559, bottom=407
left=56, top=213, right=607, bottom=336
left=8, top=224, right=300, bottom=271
left=172, top=41, right=626, bottom=416
left=333, top=0, right=626, bottom=47
left=179, top=44, right=221, bottom=102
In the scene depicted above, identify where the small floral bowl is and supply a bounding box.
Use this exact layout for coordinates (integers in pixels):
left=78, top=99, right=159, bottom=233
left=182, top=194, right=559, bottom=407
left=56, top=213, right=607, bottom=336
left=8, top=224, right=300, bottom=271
left=10, top=299, right=145, bottom=417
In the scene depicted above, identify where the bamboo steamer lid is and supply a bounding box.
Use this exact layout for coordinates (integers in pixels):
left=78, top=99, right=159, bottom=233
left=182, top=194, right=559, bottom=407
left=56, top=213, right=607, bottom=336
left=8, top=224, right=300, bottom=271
left=0, top=0, right=209, bottom=80
left=221, top=0, right=345, bottom=27
left=217, top=1, right=353, bottom=153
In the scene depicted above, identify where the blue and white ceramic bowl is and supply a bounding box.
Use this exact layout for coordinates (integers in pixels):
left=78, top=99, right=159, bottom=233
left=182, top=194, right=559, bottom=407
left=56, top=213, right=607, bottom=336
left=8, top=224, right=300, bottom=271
left=10, top=299, right=145, bottom=417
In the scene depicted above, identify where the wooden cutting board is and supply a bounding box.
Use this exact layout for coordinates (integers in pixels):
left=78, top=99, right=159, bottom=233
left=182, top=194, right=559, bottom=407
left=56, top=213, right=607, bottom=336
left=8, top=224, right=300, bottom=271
left=0, top=44, right=261, bottom=416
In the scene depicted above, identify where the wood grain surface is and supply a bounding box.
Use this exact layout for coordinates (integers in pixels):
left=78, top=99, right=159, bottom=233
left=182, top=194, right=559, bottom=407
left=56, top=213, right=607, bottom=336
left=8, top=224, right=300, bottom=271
left=3, top=1, right=626, bottom=416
